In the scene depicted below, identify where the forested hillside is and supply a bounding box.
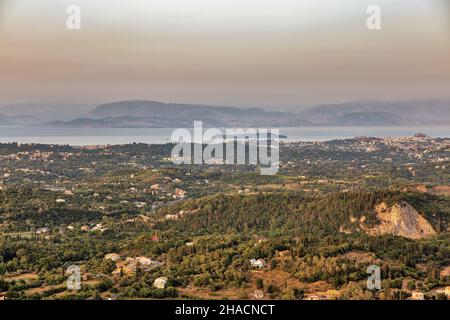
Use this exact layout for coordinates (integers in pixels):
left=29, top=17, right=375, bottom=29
left=155, top=191, right=449, bottom=238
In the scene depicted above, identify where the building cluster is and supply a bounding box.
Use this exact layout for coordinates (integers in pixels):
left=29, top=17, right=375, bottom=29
left=105, top=254, right=164, bottom=276
left=278, top=136, right=450, bottom=173
left=80, top=223, right=108, bottom=233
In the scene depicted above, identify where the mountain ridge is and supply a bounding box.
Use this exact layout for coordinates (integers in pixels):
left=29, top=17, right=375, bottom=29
left=298, top=99, right=450, bottom=126
left=48, top=100, right=310, bottom=128
left=2, top=99, right=450, bottom=128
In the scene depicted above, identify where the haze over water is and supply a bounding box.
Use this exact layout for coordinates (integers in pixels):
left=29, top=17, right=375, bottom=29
left=0, top=126, right=448, bottom=146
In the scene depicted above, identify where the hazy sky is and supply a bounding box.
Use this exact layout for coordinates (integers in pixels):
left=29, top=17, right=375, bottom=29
left=0, top=0, right=449, bottom=109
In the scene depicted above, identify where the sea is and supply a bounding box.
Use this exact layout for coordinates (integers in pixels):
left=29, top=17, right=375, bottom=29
left=0, top=126, right=449, bottom=146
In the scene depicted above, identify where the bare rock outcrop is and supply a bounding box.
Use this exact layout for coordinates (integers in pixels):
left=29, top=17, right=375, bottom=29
left=363, top=201, right=436, bottom=239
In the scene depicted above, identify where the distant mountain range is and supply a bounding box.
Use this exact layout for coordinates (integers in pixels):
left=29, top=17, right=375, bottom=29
left=0, top=113, right=40, bottom=126
left=1, top=99, right=449, bottom=128
left=299, top=100, right=450, bottom=126
left=44, top=100, right=309, bottom=128
left=0, top=103, right=94, bottom=121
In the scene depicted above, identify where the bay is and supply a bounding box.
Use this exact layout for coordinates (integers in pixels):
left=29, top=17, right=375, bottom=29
left=0, top=126, right=448, bottom=146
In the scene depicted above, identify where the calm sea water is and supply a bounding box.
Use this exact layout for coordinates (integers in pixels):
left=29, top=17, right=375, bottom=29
left=0, top=126, right=448, bottom=146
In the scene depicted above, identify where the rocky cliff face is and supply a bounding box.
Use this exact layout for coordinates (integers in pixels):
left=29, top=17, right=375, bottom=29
left=364, top=201, right=436, bottom=239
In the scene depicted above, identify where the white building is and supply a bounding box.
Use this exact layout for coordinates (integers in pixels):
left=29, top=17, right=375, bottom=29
left=92, top=223, right=107, bottom=232
left=154, top=277, right=168, bottom=289
left=250, top=259, right=266, bottom=269
left=134, top=202, right=147, bottom=208
left=36, top=227, right=50, bottom=234
left=165, top=214, right=178, bottom=221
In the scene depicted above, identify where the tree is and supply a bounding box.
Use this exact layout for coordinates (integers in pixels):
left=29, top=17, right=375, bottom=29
left=256, top=278, right=264, bottom=289
left=100, top=259, right=116, bottom=275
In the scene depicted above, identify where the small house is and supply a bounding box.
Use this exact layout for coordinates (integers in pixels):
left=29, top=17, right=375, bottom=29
left=250, top=259, right=266, bottom=269
left=36, top=227, right=50, bottom=234
left=154, top=277, right=168, bottom=289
